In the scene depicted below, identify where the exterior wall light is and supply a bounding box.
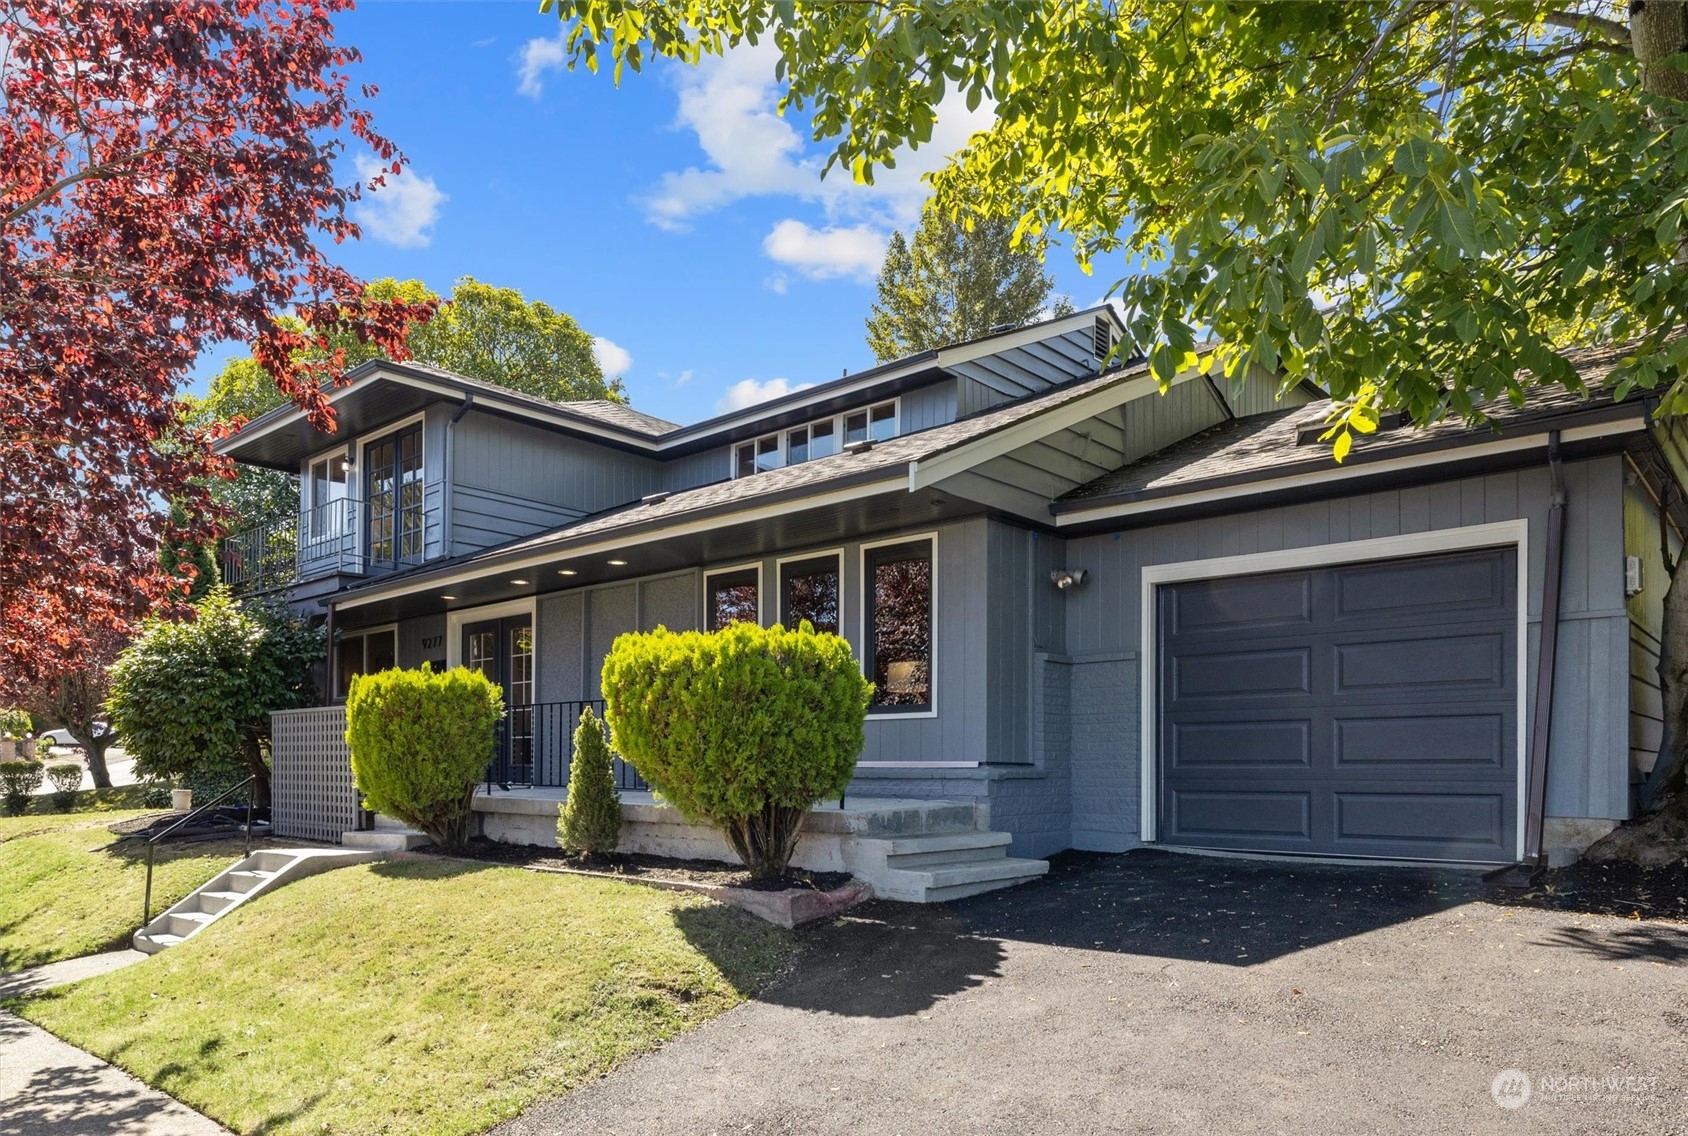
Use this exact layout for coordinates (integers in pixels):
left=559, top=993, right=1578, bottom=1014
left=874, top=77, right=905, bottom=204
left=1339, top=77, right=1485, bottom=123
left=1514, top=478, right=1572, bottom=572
left=1049, top=568, right=1088, bottom=591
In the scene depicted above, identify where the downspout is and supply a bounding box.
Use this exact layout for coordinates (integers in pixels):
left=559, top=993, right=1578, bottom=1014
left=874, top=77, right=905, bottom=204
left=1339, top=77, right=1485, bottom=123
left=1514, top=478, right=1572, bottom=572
left=441, top=395, right=474, bottom=559
left=1493, top=430, right=1568, bottom=884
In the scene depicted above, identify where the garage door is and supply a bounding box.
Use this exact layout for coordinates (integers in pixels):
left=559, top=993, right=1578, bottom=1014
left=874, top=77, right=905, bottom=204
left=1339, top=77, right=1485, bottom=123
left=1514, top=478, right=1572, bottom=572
left=1156, top=547, right=1518, bottom=863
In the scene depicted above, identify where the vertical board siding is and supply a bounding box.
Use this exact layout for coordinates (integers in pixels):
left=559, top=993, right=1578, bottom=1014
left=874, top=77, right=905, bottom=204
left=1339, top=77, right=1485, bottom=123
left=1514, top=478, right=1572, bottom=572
left=451, top=411, right=663, bottom=555
left=1062, top=456, right=1632, bottom=825
left=664, top=448, right=729, bottom=492
left=900, top=379, right=958, bottom=432
left=397, top=614, right=446, bottom=669
left=270, top=706, right=357, bottom=843
left=1220, top=365, right=1317, bottom=417
left=985, top=523, right=1034, bottom=763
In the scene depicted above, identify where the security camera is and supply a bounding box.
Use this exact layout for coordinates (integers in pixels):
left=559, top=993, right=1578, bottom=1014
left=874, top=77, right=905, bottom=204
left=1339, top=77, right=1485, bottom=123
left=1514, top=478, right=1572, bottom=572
left=1049, top=568, right=1087, bottom=591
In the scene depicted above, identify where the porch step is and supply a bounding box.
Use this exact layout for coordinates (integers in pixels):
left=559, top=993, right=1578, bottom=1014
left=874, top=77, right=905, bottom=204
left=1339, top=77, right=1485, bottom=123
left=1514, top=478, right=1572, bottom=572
left=881, top=831, right=1013, bottom=869
left=132, top=848, right=380, bottom=955
left=871, top=857, right=1050, bottom=903
left=341, top=828, right=429, bottom=851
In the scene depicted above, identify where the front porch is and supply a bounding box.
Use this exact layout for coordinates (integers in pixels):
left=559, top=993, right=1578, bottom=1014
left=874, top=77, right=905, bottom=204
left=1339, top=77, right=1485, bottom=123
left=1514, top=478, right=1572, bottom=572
left=470, top=786, right=1047, bottom=902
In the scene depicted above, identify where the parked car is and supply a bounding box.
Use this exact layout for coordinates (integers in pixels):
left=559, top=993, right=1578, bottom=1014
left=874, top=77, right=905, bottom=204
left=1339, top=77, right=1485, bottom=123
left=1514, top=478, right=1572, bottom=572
left=39, top=721, right=116, bottom=749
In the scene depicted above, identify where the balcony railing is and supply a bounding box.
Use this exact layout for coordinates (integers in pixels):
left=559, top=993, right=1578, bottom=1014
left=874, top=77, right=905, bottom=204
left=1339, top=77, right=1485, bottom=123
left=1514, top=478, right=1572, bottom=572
left=222, top=497, right=429, bottom=596
left=486, top=700, right=649, bottom=793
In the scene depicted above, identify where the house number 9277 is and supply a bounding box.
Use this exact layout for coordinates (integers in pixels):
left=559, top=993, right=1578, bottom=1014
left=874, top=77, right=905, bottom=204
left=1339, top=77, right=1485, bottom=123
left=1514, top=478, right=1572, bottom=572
left=420, top=635, right=444, bottom=651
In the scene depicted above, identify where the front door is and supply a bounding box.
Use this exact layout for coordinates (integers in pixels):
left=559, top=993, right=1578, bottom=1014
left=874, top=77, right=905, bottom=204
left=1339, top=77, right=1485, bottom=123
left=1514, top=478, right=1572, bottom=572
left=464, top=615, right=534, bottom=787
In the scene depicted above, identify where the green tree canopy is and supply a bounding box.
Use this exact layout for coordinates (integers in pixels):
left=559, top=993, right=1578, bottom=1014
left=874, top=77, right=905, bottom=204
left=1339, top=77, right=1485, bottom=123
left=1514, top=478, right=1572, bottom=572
left=106, top=588, right=322, bottom=805
left=866, top=206, right=1072, bottom=362
left=541, top=1, right=1688, bottom=445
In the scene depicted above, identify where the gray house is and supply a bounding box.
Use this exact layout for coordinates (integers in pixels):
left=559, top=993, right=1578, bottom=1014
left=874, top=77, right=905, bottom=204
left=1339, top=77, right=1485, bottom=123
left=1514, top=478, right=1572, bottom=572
left=221, top=309, right=1683, bottom=885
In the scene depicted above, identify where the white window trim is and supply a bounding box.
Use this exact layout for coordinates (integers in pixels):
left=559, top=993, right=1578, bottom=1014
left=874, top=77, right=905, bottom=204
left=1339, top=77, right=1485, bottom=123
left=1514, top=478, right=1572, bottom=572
left=774, top=548, right=844, bottom=631
left=302, top=443, right=351, bottom=512
left=731, top=397, right=901, bottom=479
left=357, top=411, right=428, bottom=566
left=1136, top=518, right=1530, bottom=861
left=859, top=530, right=939, bottom=721
left=334, top=622, right=398, bottom=700
left=703, top=561, right=764, bottom=629
left=445, top=597, right=537, bottom=670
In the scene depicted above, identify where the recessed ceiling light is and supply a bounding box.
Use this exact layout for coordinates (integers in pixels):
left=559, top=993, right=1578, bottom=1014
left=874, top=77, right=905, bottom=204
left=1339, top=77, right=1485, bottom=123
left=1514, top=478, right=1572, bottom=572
left=439, top=594, right=456, bottom=601
left=509, top=578, right=530, bottom=586
left=558, top=569, right=578, bottom=577
left=607, top=559, right=628, bottom=567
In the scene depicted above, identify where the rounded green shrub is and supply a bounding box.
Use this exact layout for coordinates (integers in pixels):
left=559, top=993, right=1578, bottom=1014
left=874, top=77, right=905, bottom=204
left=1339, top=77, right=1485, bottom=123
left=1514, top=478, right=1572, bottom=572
left=345, top=665, right=503, bottom=851
left=45, top=761, right=83, bottom=812
left=601, top=621, right=872, bottom=878
left=557, top=707, right=623, bottom=858
left=0, top=760, right=44, bottom=816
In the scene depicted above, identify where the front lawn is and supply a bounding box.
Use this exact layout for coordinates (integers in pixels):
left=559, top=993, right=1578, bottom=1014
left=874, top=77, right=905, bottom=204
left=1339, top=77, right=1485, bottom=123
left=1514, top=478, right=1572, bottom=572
left=17, top=857, right=794, bottom=1136
left=0, top=808, right=251, bottom=970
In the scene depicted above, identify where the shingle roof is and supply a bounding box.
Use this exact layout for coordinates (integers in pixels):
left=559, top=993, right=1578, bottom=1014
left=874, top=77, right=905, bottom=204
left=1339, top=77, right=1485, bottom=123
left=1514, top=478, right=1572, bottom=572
left=337, top=360, right=1152, bottom=595
left=1059, top=343, right=1649, bottom=508
left=559, top=399, right=680, bottom=435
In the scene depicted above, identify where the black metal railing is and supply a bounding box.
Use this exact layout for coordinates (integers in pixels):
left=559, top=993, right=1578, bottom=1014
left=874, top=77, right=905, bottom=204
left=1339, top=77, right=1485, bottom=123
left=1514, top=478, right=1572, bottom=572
left=221, top=515, right=298, bottom=594
left=485, top=700, right=648, bottom=793
left=121, top=776, right=257, bottom=928
left=221, top=497, right=433, bottom=596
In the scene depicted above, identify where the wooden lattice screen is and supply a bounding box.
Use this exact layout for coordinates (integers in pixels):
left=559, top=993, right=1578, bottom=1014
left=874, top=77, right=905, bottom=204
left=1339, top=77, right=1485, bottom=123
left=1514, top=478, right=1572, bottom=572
left=270, top=706, right=359, bottom=843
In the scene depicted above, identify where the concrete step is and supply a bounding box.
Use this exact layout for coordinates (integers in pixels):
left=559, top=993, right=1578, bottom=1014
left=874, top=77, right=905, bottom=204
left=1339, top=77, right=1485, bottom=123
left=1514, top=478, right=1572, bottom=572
left=132, top=847, right=379, bottom=954
left=341, top=829, right=429, bottom=851
left=162, top=911, right=217, bottom=938
left=882, top=831, right=1012, bottom=869
left=873, top=856, right=1049, bottom=903
left=191, top=890, right=244, bottom=915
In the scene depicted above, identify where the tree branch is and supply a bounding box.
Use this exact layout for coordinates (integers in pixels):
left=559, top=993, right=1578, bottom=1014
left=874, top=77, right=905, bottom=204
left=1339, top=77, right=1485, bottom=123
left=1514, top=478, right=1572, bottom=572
left=1544, top=8, right=1633, bottom=48
left=1327, top=0, right=1433, bottom=125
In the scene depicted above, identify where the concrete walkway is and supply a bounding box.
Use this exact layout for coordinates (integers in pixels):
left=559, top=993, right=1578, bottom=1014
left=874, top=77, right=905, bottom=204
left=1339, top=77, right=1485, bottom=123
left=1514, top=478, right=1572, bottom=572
left=0, top=952, right=229, bottom=1136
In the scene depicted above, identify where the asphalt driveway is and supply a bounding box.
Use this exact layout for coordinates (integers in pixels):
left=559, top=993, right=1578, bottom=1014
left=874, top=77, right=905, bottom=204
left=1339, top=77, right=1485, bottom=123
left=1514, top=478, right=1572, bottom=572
left=500, top=850, right=1688, bottom=1135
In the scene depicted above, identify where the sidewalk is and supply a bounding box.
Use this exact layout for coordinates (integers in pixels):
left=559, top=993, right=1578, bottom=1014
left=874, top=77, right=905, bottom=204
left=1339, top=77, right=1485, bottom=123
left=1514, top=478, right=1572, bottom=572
left=0, top=952, right=229, bottom=1136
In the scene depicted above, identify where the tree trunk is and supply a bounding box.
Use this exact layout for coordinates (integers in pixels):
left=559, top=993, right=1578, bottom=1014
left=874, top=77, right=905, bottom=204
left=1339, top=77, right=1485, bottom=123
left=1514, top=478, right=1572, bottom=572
left=1633, top=1, right=1688, bottom=103
left=82, top=734, right=113, bottom=790
left=723, top=803, right=807, bottom=879
left=1649, top=550, right=1688, bottom=805
left=241, top=733, right=272, bottom=809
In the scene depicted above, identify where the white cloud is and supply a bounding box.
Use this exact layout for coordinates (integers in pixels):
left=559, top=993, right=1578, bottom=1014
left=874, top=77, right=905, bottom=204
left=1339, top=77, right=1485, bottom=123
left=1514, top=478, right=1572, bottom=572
left=592, top=336, right=632, bottom=376
left=351, top=155, right=446, bottom=249
left=472, top=36, right=496, bottom=49
left=762, top=220, right=886, bottom=282
left=516, top=33, right=566, bottom=98
left=764, top=272, right=789, bottom=295
left=645, top=43, right=996, bottom=234
left=716, top=377, right=814, bottom=414
left=674, top=368, right=695, bottom=388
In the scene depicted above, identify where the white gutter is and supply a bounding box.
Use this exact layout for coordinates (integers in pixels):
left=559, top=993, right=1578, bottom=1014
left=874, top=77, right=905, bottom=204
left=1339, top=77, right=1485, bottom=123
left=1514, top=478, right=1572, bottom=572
left=1054, top=413, right=1647, bottom=527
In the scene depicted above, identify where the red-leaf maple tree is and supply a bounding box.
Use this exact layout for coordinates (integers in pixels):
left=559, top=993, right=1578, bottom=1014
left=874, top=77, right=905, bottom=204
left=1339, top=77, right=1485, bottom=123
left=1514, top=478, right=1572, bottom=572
left=0, top=0, right=434, bottom=697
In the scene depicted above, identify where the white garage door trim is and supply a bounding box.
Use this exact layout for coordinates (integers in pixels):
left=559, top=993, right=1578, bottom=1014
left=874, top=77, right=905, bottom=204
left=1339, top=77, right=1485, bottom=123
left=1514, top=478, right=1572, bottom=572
left=1138, top=518, right=1530, bottom=860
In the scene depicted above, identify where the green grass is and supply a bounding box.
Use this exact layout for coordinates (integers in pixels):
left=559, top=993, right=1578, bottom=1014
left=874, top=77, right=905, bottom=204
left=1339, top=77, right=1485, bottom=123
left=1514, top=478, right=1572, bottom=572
left=0, top=807, right=251, bottom=971
left=17, top=858, right=794, bottom=1136
left=0, top=784, right=156, bottom=837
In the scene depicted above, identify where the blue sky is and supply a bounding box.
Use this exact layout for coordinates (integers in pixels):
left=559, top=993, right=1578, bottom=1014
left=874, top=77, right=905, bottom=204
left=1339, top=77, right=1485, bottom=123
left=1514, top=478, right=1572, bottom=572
left=192, top=1, right=1126, bottom=426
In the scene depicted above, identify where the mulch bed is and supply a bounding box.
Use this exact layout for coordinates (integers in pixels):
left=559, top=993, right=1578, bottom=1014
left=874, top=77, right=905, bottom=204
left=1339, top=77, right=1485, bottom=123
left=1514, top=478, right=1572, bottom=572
left=1505, top=859, right=1688, bottom=923
left=424, top=837, right=854, bottom=894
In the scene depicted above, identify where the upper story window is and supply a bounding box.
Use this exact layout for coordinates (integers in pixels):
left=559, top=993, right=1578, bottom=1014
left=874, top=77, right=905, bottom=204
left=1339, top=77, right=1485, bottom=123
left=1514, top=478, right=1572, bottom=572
left=733, top=400, right=897, bottom=479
